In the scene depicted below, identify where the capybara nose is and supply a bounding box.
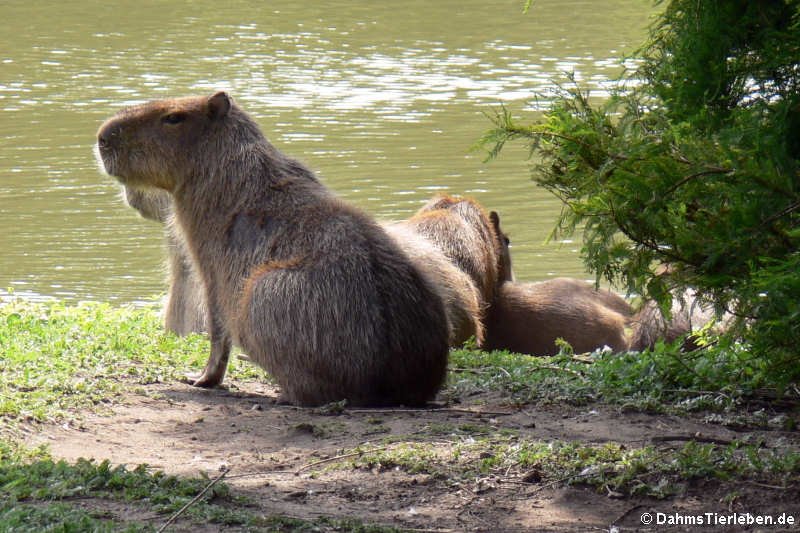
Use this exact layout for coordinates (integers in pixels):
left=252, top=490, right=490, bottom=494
left=97, top=123, right=118, bottom=151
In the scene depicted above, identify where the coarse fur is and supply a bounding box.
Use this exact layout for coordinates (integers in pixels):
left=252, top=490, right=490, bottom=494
left=382, top=222, right=484, bottom=347
left=483, top=278, right=632, bottom=356
left=122, top=186, right=207, bottom=336
left=628, top=288, right=731, bottom=352
left=489, top=210, right=514, bottom=285
left=626, top=264, right=733, bottom=352
left=96, top=91, right=449, bottom=407
left=407, top=195, right=514, bottom=309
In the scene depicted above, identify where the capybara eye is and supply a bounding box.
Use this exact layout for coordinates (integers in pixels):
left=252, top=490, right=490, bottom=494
left=162, top=113, right=187, bottom=125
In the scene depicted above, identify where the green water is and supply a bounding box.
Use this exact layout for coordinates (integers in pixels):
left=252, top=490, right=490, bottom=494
left=0, top=0, right=654, bottom=304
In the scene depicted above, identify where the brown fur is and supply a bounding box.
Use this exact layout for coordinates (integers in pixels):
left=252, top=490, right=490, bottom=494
left=122, top=186, right=207, bottom=336
left=628, top=288, right=731, bottom=352
left=483, top=278, right=632, bottom=356
left=96, top=91, right=449, bottom=407
left=626, top=264, right=733, bottom=352
left=407, top=195, right=513, bottom=308
left=489, top=210, right=514, bottom=285
left=382, top=222, right=484, bottom=347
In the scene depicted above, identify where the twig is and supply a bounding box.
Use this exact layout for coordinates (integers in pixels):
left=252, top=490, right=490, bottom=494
left=532, top=364, right=587, bottom=382
left=611, top=504, right=646, bottom=526
left=494, top=365, right=512, bottom=378
left=224, top=469, right=295, bottom=479
left=348, top=407, right=515, bottom=417
left=509, top=127, right=630, bottom=161
left=450, top=367, right=494, bottom=374
left=663, top=388, right=731, bottom=401
left=295, top=446, right=389, bottom=473
left=662, top=168, right=734, bottom=197
left=451, top=366, right=512, bottom=378
left=650, top=435, right=732, bottom=446
left=156, top=468, right=228, bottom=533
left=745, top=480, right=796, bottom=490
left=524, top=471, right=591, bottom=496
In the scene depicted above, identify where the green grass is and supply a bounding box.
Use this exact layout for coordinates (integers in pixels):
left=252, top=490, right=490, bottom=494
left=0, top=442, right=411, bottom=532
left=448, top=332, right=782, bottom=413
left=0, top=298, right=263, bottom=433
left=338, top=434, right=800, bottom=499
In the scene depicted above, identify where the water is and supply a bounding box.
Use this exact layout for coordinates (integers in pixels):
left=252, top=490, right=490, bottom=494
left=0, top=0, right=654, bottom=304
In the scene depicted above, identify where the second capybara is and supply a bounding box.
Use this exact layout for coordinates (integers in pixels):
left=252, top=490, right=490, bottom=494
left=406, top=195, right=514, bottom=308
left=382, top=222, right=484, bottom=347
left=483, top=278, right=632, bottom=356
left=122, top=186, right=207, bottom=336
left=96, top=91, right=450, bottom=407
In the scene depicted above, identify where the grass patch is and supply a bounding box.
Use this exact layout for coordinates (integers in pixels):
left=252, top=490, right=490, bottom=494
left=335, top=434, right=800, bottom=499
left=0, top=298, right=264, bottom=433
left=0, top=442, right=414, bottom=532
left=448, top=334, right=796, bottom=414
left=0, top=445, right=251, bottom=531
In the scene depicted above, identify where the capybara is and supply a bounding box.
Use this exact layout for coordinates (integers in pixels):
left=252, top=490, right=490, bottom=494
left=627, top=264, right=733, bottom=352
left=382, top=222, right=484, bottom=347
left=122, top=186, right=207, bottom=336
left=407, top=195, right=514, bottom=307
left=483, top=278, right=632, bottom=356
left=628, top=288, right=731, bottom=352
left=96, top=91, right=450, bottom=406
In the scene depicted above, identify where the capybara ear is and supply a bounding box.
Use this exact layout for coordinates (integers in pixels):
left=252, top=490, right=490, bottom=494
left=207, top=91, right=231, bottom=120
left=489, top=211, right=501, bottom=229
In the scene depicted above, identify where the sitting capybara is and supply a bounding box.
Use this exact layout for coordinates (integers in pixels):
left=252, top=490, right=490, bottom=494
left=122, top=186, right=207, bottom=336
left=96, top=91, right=449, bottom=407
left=382, top=222, right=484, bottom=347
left=406, top=195, right=514, bottom=308
left=483, top=278, right=632, bottom=356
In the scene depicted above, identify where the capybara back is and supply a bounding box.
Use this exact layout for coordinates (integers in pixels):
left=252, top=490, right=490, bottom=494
left=484, top=278, right=632, bottom=356
left=408, top=195, right=512, bottom=307
left=383, top=221, right=484, bottom=347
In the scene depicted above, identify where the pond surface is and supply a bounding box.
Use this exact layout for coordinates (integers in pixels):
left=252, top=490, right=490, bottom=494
left=0, top=0, right=654, bottom=304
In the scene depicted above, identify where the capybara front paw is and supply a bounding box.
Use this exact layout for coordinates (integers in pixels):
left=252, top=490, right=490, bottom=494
left=187, top=371, right=223, bottom=388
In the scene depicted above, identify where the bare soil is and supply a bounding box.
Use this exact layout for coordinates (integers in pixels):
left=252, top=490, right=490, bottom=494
left=26, top=376, right=800, bottom=532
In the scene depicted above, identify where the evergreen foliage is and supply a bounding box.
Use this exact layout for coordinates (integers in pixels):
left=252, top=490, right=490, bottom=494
left=479, top=0, right=800, bottom=387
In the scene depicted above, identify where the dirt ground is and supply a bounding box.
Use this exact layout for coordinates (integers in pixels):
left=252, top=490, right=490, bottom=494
left=25, top=376, right=800, bottom=532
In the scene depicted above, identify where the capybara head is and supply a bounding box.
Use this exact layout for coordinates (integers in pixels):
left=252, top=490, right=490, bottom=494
left=95, top=91, right=259, bottom=192
left=411, top=195, right=513, bottom=304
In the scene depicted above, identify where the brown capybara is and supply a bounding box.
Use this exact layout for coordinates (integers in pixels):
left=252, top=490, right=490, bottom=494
left=483, top=278, right=632, bottom=356
left=96, top=91, right=449, bottom=407
left=406, top=195, right=514, bottom=308
left=382, top=222, right=484, bottom=347
left=626, top=264, right=733, bottom=352
left=122, top=186, right=207, bottom=336
left=628, top=287, right=731, bottom=352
